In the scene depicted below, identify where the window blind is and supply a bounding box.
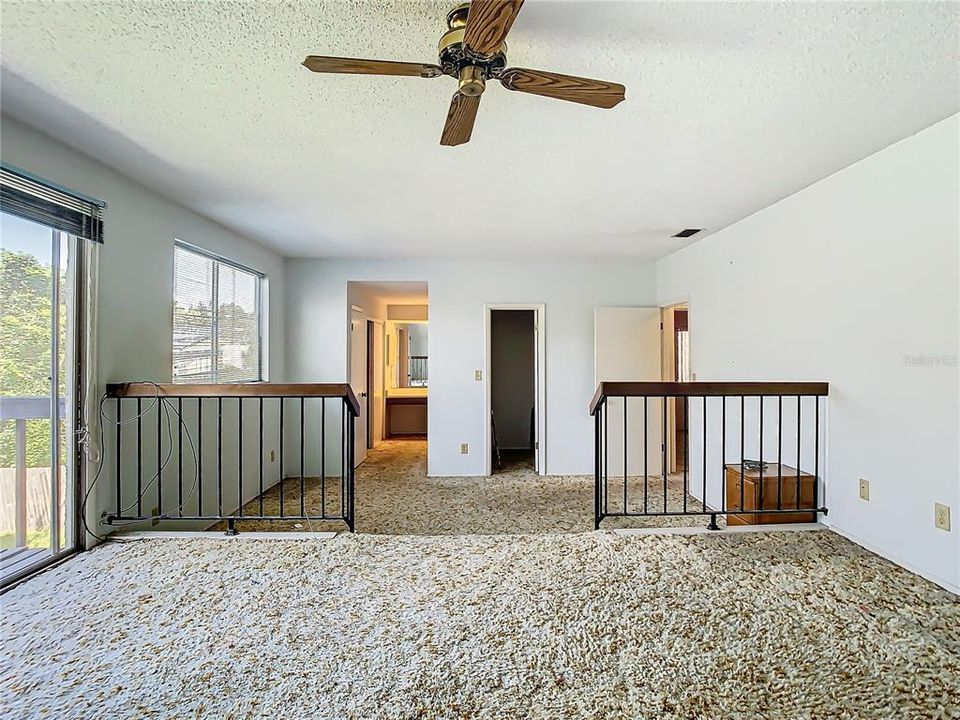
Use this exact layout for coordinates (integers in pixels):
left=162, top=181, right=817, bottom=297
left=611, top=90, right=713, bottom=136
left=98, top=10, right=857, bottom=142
left=0, top=164, right=105, bottom=242
left=172, top=243, right=262, bottom=383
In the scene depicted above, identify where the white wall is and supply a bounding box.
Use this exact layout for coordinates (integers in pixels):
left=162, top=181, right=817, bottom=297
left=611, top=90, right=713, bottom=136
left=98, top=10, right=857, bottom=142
left=286, top=259, right=658, bottom=476
left=1, top=114, right=287, bottom=540
left=657, top=114, right=960, bottom=592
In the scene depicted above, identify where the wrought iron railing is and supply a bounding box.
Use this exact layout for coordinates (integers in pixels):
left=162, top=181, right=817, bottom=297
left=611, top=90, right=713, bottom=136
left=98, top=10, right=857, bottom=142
left=104, top=382, right=359, bottom=533
left=590, top=382, right=828, bottom=530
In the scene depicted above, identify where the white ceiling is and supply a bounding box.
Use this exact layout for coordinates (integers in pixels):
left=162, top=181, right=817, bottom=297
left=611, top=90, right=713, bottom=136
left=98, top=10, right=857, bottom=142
left=1, top=1, right=957, bottom=260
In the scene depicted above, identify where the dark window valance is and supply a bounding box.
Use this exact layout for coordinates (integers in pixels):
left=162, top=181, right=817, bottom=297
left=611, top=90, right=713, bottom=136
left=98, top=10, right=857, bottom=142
left=0, top=163, right=105, bottom=242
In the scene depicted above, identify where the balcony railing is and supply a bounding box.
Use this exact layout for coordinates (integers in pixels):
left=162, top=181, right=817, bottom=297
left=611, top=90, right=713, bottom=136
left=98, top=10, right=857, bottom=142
left=105, top=382, right=360, bottom=533
left=590, top=382, right=829, bottom=530
left=0, top=396, right=67, bottom=547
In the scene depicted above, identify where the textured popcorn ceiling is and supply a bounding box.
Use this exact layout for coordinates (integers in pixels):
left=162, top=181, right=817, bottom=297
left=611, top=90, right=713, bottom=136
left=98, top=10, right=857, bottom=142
left=1, top=1, right=958, bottom=259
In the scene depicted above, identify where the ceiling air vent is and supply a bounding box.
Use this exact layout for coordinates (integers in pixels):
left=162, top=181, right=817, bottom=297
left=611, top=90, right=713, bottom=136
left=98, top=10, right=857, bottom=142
left=672, top=228, right=703, bottom=238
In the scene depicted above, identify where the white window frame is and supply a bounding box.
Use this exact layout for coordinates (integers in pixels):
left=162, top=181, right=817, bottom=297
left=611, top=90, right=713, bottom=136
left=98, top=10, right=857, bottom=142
left=172, top=239, right=265, bottom=383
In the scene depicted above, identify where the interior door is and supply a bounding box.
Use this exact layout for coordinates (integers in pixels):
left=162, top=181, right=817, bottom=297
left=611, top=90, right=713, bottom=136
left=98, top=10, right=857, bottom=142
left=349, top=312, right=367, bottom=467
left=594, top=307, right=663, bottom=478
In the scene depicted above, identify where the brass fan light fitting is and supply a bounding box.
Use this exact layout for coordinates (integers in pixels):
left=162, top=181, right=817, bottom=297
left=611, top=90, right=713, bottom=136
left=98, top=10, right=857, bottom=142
left=438, top=1, right=506, bottom=93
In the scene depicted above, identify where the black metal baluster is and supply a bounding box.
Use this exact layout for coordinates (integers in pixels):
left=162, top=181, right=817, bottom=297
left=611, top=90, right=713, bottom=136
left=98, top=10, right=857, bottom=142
left=622, top=397, right=628, bottom=514
left=594, top=403, right=601, bottom=529
left=347, top=399, right=355, bottom=531
left=115, top=399, right=122, bottom=518
left=662, top=395, right=667, bottom=513
left=279, top=398, right=285, bottom=517
left=643, top=396, right=648, bottom=514
left=796, top=396, right=802, bottom=511
left=156, top=396, right=162, bottom=517
left=777, top=395, right=783, bottom=511
left=197, top=398, right=203, bottom=516
left=814, top=395, right=820, bottom=516
left=721, top=397, right=726, bottom=514
left=300, top=397, right=305, bottom=517
left=259, top=398, right=264, bottom=516
left=739, top=395, right=745, bottom=514
left=604, top=401, right=609, bottom=519
left=341, top=399, right=346, bottom=521
left=136, top=398, right=142, bottom=516
left=683, top=395, right=689, bottom=513
left=702, top=395, right=707, bottom=515
left=321, top=397, right=326, bottom=519
left=238, top=398, right=243, bottom=518
left=177, top=398, right=183, bottom=517
left=758, top=396, right=764, bottom=513
left=217, top=397, right=223, bottom=517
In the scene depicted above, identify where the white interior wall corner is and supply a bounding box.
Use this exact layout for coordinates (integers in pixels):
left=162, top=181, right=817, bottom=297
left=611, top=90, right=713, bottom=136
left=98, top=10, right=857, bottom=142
left=654, top=114, right=960, bottom=591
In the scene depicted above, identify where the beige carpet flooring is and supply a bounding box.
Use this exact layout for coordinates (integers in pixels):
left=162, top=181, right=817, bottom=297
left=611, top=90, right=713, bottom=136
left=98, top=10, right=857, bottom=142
left=220, top=439, right=723, bottom=534
left=4, top=440, right=957, bottom=718
left=2, top=531, right=957, bottom=719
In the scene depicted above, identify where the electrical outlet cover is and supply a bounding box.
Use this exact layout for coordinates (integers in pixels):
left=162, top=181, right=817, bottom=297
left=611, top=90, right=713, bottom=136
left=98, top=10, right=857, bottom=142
left=859, top=479, right=870, bottom=501
left=935, top=503, right=951, bottom=531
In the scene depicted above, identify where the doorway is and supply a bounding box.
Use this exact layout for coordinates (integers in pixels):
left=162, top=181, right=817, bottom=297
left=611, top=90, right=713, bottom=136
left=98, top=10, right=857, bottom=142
left=347, top=281, right=429, bottom=469
left=485, top=305, right=545, bottom=476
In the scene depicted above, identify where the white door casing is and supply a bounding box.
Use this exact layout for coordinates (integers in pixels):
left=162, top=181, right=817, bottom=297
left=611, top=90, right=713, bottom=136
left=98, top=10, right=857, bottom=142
left=349, top=311, right=368, bottom=467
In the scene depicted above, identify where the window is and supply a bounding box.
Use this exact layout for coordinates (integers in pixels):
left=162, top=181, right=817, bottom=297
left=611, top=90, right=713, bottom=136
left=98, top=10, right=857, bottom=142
left=172, top=242, right=263, bottom=383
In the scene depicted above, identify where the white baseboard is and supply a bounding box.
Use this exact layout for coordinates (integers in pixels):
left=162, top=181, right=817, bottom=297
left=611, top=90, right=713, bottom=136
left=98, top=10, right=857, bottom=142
left=825, top=526, right=959, bottom=595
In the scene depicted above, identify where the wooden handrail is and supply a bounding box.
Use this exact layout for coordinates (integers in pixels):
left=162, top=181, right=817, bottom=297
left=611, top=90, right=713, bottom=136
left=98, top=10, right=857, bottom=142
left=106, top=382, right=361, bottom=415
left=589, top=381, right=829, bottom=415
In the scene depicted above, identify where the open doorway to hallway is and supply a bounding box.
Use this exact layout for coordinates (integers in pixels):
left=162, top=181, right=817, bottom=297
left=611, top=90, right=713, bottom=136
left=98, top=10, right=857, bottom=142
left=347, top=281, right=429, bottom=471
left=486, top=305, right=546, bottom=476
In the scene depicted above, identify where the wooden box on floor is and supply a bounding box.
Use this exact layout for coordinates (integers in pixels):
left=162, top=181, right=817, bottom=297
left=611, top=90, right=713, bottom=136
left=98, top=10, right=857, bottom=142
left=725, top=463, right=816, bottom=525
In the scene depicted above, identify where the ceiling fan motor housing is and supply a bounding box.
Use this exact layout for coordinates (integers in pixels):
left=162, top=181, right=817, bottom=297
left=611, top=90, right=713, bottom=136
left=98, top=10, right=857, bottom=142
left=438, top=2, right=506, bottom=87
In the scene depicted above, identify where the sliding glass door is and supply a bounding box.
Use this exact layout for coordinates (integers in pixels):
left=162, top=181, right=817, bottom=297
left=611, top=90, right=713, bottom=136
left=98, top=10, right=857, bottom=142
left=1, top=211, right=79, bottom=583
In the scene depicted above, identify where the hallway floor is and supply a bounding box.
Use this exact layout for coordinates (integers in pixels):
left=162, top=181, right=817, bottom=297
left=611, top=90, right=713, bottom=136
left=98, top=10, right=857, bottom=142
left=225, top=438, right=720, bottom=534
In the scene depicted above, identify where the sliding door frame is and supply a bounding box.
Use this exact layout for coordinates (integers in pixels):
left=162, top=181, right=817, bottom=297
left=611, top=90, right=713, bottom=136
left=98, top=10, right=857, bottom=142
left=1, top=228, right=86, bottom=590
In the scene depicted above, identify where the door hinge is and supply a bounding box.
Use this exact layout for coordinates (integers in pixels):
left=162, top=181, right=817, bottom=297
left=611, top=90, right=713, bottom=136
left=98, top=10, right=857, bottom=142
left=535, top=441, right=539, bottom=449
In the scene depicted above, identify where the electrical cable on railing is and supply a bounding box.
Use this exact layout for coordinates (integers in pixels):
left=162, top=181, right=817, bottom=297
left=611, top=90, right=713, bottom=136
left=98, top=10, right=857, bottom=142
left=80, top=382, right=201, bottom=542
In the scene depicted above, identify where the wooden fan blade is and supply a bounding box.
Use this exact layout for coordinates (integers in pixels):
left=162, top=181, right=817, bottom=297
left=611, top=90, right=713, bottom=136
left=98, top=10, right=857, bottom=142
left=302, top=56, right=442, bottom=78
left=463, top=0, right=524, bottom=57
left=499, top=67, right=625, bottom=109
left=440, top=92, right=481, bottom=146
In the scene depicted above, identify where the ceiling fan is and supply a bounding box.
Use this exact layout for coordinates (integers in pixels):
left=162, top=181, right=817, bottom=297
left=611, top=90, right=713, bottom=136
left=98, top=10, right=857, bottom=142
left=302, top=0, right=626, bottom=146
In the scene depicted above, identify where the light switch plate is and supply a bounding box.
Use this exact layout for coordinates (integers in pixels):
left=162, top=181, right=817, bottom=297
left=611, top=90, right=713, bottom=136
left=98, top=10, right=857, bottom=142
left=859, top=479, right=870, bottom=501
left=475, top=370, right=482, bottom=381
left=460, top=443, right=469, bottom=454
left=935, top=503, right=951, bottom=531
